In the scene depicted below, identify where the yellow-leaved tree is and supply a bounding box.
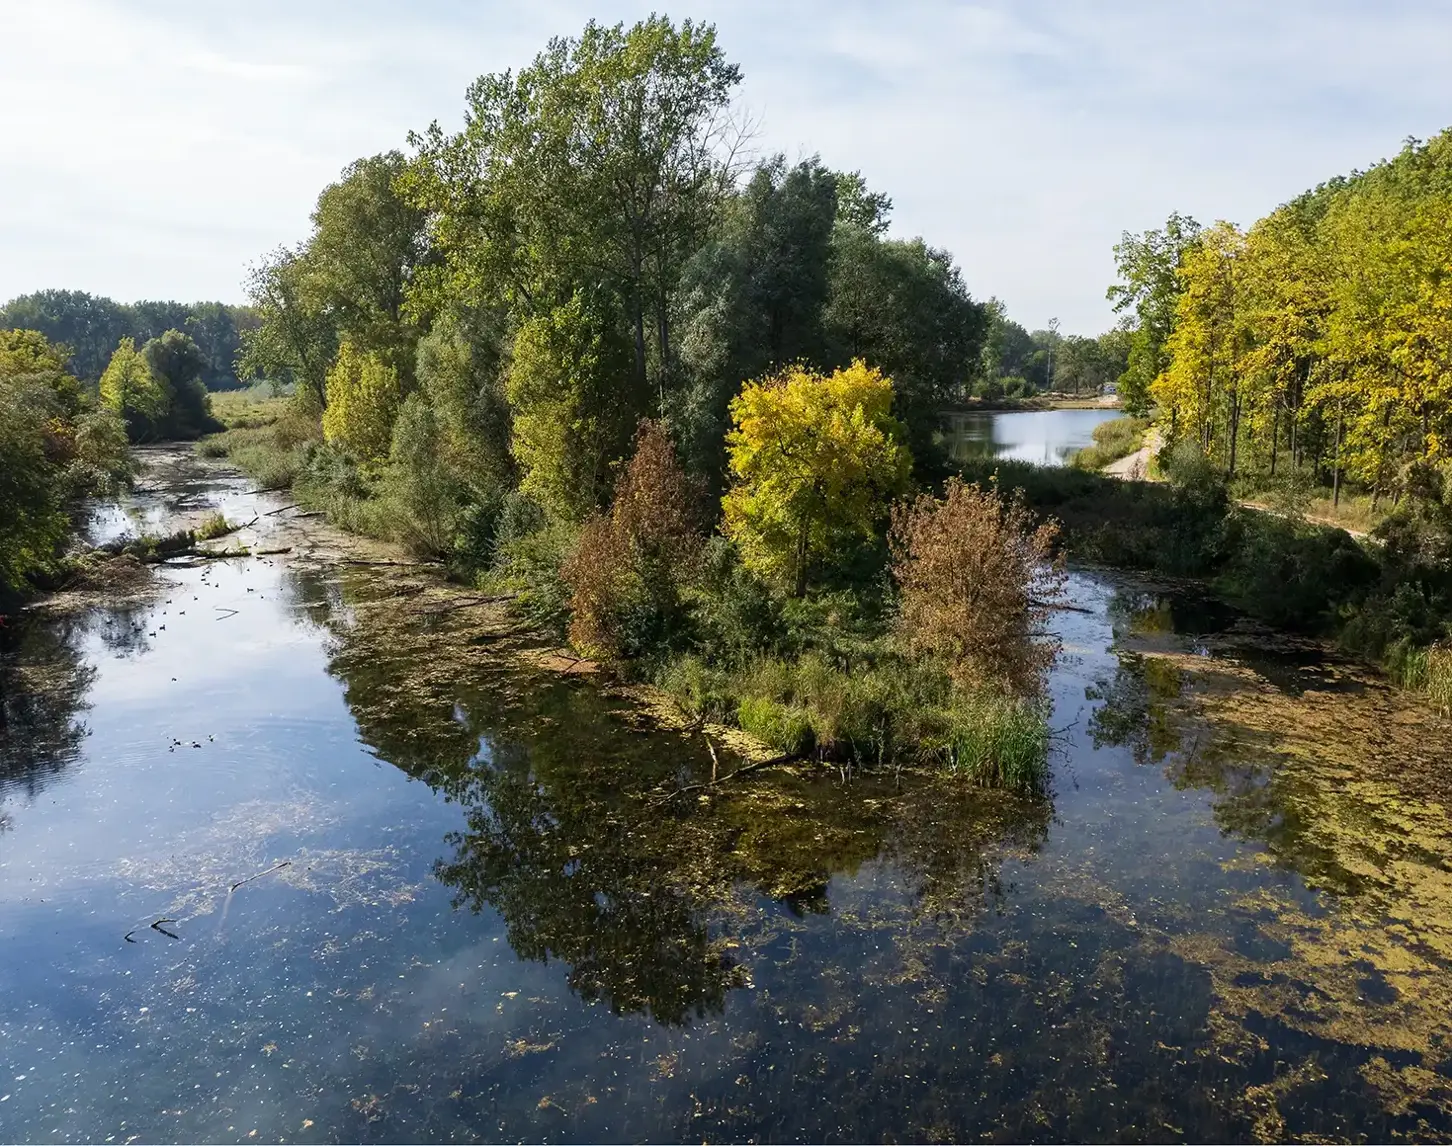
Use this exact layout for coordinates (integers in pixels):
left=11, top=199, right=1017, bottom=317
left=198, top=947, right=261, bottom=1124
left=722, top=360, right=911, bottom=595
left=322, top=341, right=401, bottom=462
left=99, top=337, right=169, bottom=441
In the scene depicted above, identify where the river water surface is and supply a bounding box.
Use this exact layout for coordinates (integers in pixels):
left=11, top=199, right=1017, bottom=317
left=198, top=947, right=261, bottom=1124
left=2, top=439, right=1451, bottom=1143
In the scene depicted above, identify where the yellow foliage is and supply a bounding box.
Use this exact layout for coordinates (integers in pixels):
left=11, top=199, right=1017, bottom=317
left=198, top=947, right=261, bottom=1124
left=722, top=360, right=911, bottom=594
left=1151, top=130, right=1452, bottom=493
left=322, top=341, right=401, bottom=462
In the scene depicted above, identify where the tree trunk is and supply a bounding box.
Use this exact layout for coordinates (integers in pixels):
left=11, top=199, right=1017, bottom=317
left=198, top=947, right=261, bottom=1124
left=656, top=296, right=671, bottom=415
left=1270, top=402, right=1279, bottom=477
left=632, top=294, right=648, bottom=410
left=1332, top=405, right=1344, bottom=507
left=793, top=515, right=811, bottom=599
left=1227, top=389, right=1240, bottom=478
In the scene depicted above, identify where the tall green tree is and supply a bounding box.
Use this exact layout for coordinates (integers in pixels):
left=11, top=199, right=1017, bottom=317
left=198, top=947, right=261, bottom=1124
left=143, top=329, right=218, bottom=439
left=506, top=290, right=637, bottom=521
left=308, top=151, right=431, bottom=378
left=1107, top=212, right=1203, bottom=415
left=824, top=228, right=987, bottom=463
left=241, top=151, right=428, bottom=407
left=239, top=247, right=338, bottom=409
left=671, top=155, right=839, bottom=476
left=406, top=16, right=743, bottom=412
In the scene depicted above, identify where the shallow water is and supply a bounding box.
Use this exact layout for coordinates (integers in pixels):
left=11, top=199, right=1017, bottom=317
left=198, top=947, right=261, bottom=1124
left=946, top=408, right=1124, bottom=466
left=2, top=456, right=1451, bottom=1143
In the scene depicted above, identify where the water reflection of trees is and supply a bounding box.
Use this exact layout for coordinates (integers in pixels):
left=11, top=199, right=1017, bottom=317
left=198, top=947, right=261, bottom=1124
left=1088, top=590, right=1452, bottom=1127
left=307, top=568, right=1052, bottom=1023
left=0, top=614, right=95, bottom=828
left=1088, top=589, right=1452, bottom=903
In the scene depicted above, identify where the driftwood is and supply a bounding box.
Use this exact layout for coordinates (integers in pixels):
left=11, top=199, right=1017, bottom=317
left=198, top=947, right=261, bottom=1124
left=649, top=748, right=794, bottom=806
left=121, top=860, right=293, bottom=943
left=414, top=594, right=517, bottom=615
left=229, top=859, right=291, bottom=892
left=155, top=547, right=251, bottom=564
left=340, top=558, right=442, bottom=568
left=1031, top=596, right=1094, bottom=614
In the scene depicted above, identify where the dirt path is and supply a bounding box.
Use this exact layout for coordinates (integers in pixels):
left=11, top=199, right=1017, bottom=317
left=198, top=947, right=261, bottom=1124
left=1103, top=427, right=1161, bottom=480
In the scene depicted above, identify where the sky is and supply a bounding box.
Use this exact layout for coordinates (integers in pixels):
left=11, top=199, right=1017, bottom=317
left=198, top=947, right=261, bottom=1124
left=3, top=0, right=1451, bottom=335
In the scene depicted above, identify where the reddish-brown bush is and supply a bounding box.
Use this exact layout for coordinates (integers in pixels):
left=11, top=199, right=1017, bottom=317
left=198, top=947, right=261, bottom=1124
left=890, top=478, right=1065, bottom=696
left=561, top=421, right=700, bottom=661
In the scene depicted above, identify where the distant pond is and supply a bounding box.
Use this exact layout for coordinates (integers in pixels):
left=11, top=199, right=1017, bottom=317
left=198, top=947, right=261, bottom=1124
left=945, top=407, right=1125, bottom=466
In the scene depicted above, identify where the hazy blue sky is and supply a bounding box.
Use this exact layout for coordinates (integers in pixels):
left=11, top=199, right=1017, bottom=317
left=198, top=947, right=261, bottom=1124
left=3, top=0, right=1451, bottom=333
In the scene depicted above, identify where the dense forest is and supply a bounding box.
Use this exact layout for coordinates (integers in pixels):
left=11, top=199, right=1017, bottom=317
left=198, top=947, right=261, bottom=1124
left=0, top=290, right=260, bottom=390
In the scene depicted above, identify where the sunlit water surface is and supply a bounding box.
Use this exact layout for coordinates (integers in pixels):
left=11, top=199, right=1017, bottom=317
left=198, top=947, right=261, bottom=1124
left=1, top=451, right=1450, bottom=1144
left=946, top=408, right=1124, bottom=466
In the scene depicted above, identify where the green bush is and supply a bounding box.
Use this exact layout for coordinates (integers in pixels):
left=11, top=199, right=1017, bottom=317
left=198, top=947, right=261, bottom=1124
left=1218, top=513, right=1379, bottom=632
left=686, top=536, right=783, bottom=666
left=657, top=655, right=734, bottom=723
left=737, top=695, right=814, bottom=755
left=492, top=518, right=577, bottom=636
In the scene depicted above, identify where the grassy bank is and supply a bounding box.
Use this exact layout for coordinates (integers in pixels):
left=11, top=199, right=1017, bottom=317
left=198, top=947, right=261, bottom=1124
left=968, top=451, right=1452, bottom=710
left=1071, top=416, right=1150, bottom=471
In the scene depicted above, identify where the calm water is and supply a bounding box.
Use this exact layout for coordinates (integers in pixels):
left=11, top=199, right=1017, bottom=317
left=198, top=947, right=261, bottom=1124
left=2, top=456, right=1451, bottom=1143
left=946, top=408, right=1124, bottom=466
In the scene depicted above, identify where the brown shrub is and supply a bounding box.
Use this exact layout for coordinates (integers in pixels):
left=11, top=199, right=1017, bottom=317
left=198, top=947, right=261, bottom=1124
left=891, top=478, right=1065, bottom=696
left=610, top=419, right=700, bottom=562
left=561, top=421, right=700, bottom=661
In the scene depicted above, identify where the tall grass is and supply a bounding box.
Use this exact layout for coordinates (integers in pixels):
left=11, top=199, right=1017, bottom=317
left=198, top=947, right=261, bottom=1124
left=937, top=691, right=1050, bottom=792
left=1071, top=416, right=1150, bottom=471
left=1393, top=643, right=1452, bottom=716
left=657, top=649, right=1052, bottom=794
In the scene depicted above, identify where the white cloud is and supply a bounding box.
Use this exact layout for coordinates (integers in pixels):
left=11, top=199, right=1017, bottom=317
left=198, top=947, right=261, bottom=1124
left=2, top=0, right=1450, bottom=332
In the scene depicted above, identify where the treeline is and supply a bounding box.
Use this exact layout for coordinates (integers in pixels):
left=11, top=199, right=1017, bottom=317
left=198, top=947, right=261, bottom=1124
left=0, top=290, right=260, bottom=390
left=1114, top=131, right=1452, bottom=510
left=974, top=301, right=1127, bottom=401
left=0, top=331, right=134, bottom=602
left=217, top=16, right=1067, bottom=791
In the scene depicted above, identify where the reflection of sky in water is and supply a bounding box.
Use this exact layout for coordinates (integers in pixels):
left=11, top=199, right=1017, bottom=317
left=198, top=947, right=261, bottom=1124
left=947, top=408, right=1124, bottom=466
left=0, top=458, right=1449, bottom=1142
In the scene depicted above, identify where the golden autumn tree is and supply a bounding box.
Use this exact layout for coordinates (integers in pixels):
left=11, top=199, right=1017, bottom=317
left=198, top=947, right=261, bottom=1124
left=722, top=360, right=911, bottom=595
left=1153, top=222, right=1246, bottom=471
left=322, top=341, right=402, bottom=462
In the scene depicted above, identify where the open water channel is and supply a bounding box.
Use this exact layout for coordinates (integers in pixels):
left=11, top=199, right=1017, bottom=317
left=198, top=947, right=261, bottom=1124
left=1, top=416, right=1450, bottom=1143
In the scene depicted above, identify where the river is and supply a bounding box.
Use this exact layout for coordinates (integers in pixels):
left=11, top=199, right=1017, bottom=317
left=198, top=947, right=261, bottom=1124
left=1, top=437, right=1450, bottom=1143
